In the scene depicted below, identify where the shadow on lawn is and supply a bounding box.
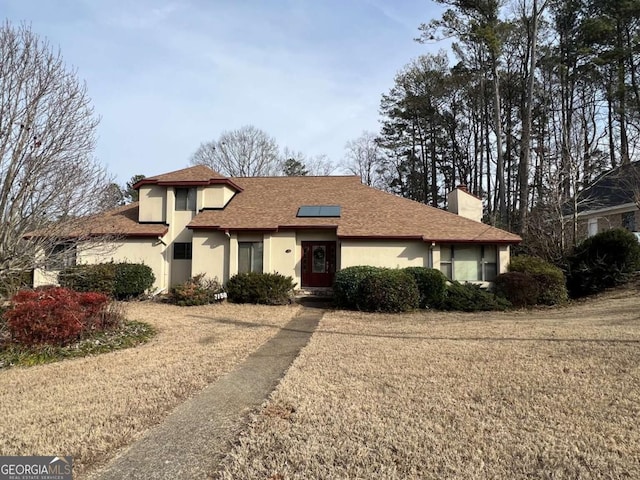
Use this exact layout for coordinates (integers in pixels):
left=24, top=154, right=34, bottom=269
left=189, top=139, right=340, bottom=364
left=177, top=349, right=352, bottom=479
left=188, top=312, right=640, bottom=345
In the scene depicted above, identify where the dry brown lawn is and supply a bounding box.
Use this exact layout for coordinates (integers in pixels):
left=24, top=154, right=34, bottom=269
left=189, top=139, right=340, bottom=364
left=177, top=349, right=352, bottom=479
left=218, top=287, right=640, bottom=479
left=0, top=301, right=299, bottom=478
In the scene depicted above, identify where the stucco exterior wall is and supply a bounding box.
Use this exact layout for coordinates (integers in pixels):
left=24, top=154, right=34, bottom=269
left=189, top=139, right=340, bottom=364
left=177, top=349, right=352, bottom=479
left=498, top=245, right=510, bottom=274
left=34, top=239, right=167, bottom=292
left=138, top=185, right=166, bottom=223
left=79, top=239, right=166, bottom=292
left=192, top=230, right=229, bottom=283
left=198, top=185, right=237, bottom=209
left=340, top=239, right=431, bottom=269
left=266, top=231, right=297, bottom=281
left=447, top=188, right=483, bottom=222
left=33, top=269, right=60, bottom=288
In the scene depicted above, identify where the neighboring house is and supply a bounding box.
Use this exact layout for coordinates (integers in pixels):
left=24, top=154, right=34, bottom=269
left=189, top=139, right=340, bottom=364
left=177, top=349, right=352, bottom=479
left=573, top=161, right=640, bottom=242
left=33, top=165, right=521, bottom=292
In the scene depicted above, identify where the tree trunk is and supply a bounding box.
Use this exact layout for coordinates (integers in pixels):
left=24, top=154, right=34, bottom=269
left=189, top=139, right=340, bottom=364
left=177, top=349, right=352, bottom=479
left=518, top=0, right=540, bottom=234
left=492, top=57, right=507, bottom=226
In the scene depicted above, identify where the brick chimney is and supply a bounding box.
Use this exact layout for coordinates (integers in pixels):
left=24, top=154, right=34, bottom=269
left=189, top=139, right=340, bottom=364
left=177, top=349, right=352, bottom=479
left=447, top=185, right=482, bottom=222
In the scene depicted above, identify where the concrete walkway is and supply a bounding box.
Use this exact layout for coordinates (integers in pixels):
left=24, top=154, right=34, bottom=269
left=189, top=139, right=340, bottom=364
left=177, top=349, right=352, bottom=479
left=89, top=303, right=324, bottom=480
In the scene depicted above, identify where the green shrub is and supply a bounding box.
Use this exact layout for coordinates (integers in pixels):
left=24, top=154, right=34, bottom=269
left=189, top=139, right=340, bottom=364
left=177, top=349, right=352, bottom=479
left=170, top=274, right=226, bottom=306
left=440, top=282, right=511, bottom=312
left=508, top=255, right=568, bottom=305
left=114, top=263, right=155, bottom=299
left=59, top=263, right=116, bottom=295
left=59, top=262, right=154, bottom=299
left=566, top=228, right=640, bottom=297
left=357, top=269, right=419, bottom=313
left=226, top=272, right=295, bottom=305
left=333, top=266, right=385, bottom=309
left=494, top=272, right=540, bottom=308
left=403, top=267, right=447, bottom=309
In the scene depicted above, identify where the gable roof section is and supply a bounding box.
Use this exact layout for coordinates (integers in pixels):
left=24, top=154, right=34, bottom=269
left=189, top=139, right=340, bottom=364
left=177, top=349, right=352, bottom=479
left=188, top=176, right=521, bottom=243
left=25, top=203, right=168, bottom=239
left=135, top=165, right=243, bottom=191
left=577, top=161, right=640, bottom=213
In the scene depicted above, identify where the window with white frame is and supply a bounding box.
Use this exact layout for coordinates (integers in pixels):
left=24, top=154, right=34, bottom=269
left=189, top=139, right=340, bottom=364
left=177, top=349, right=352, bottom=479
left=439, top=244, right=497, bottom=282
left=238, top=242, right=263, bottom=274
left=175, top=187, right=196, bottom=211
left=588, top=218, right=599, bottom=237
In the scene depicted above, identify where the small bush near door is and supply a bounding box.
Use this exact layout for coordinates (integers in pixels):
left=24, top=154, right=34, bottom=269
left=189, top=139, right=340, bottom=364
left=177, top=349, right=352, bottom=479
left=170, top=274, right=226, bottom=306
left=357, top=269, right=419, bottom=313
left=403, top=267, right=447, bottom=309
left=226, top=272, right=296, bottom=305
left=333, top=266, right=385, bottom=309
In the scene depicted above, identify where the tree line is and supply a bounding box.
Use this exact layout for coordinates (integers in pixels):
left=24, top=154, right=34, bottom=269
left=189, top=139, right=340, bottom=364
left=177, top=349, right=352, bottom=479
left=365, top=0, right=640, bottom=249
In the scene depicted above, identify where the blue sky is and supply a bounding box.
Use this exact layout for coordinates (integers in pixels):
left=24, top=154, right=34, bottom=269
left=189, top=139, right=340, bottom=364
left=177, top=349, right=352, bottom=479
left=3, top=0, right=445, bottom=183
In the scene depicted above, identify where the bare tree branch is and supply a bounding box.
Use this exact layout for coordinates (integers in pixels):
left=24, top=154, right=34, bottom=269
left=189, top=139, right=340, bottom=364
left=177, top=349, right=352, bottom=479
left=0, top=22, right=112, bottom=293
left=190, top=125, right=281, bottom=177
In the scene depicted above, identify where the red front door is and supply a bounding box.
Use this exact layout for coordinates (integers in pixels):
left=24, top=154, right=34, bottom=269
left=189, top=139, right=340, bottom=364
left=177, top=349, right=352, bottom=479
left=301, top=241, right=336, bottom=287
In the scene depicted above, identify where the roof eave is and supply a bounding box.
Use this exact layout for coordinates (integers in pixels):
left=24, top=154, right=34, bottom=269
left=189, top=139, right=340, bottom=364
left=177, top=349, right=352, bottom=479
left=135, top=178, right=243, bottom=192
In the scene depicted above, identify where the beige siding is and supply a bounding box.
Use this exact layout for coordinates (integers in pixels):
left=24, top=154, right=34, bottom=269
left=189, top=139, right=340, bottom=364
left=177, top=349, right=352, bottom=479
left=138, top=185, right=166, bottom=223
left=340, top=239, right=431, bottom=269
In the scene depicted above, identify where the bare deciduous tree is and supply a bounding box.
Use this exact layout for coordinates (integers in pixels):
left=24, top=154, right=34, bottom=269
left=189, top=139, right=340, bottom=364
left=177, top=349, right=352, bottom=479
left=190, top=125, right=281, bottom=177
left=0, top=22, right=112, bottom=293
left=344, top=131, right=385, bottom=187
left=281, top=147, right=337, bottom=176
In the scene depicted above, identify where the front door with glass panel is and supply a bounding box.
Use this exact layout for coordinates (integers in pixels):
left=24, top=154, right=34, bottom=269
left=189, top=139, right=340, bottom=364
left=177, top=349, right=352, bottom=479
left=301, top=241, right=336, bottom=287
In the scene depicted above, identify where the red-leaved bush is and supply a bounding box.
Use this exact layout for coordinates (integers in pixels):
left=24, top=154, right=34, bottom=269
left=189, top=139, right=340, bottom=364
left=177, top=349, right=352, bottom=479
left=6, top=287, right=109, bottom=346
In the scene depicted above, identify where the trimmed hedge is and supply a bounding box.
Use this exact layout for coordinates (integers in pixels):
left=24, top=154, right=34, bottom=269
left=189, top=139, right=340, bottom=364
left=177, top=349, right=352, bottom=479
left=440, top=281, right=511, bottom=312
left=333, top=266, right=385, bottom=309
left=357, top=269, right=419, bottom=313
left=59, top=262, right=155, bottom=299
left=566, top=228, right=640, bottom=297
left=494, top=272, right=540, bottom=308
left=59, top=263, right=116, bottom=295
left=508, top=255, right=568, bottom=305
left=403, top=267, right=447, bottom=309
left=114, top=263, right=155, bottom=299
left=170, top=274, right=226, bottom=306
left=226, top=272, right=295, bottom=305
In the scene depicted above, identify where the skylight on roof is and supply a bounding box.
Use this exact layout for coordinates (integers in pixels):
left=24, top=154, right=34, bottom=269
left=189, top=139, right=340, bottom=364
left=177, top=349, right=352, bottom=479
left=297, top=205, right=341, bottom=217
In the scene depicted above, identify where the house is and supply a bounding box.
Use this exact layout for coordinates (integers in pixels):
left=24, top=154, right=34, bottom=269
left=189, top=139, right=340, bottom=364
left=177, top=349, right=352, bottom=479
left=33, top=165, right=521, bottom=292
left=573, top=161, right=640, bottom=241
